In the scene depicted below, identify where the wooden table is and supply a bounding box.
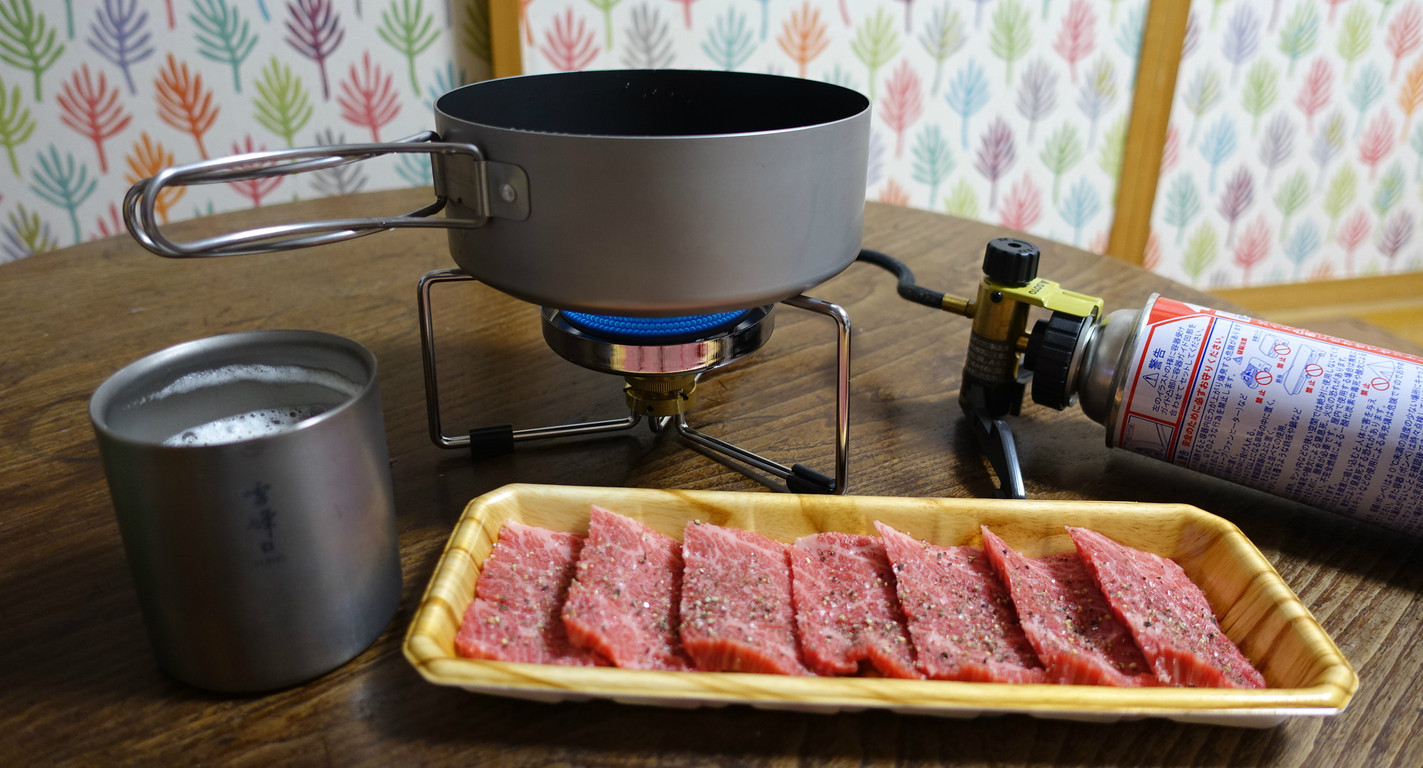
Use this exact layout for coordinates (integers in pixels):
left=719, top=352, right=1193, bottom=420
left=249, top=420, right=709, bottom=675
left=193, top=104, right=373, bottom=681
left=3, top=190, right=1420, bottom=766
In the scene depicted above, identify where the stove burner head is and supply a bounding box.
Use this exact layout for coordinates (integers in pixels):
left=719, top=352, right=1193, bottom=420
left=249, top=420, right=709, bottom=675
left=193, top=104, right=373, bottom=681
left=542, top=306, right=775, bottom=376
left=560, top=310, right=753, bottom=344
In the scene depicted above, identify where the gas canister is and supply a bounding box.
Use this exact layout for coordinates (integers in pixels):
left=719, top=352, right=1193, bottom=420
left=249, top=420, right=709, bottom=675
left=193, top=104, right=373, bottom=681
left=1032, top=294, right=1423, bottom=536
left=860, top=238, right=1423, bottom=535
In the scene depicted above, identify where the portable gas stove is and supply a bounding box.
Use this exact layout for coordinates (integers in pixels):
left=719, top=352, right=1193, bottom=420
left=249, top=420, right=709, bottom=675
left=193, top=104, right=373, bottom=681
left=417, top=270, right=850, bottom=494
left=120, top=69, right=870, bottom=495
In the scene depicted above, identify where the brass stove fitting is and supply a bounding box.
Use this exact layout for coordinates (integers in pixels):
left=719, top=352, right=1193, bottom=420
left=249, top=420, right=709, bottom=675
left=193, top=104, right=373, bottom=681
left=624, top=374, right=697, bottom=418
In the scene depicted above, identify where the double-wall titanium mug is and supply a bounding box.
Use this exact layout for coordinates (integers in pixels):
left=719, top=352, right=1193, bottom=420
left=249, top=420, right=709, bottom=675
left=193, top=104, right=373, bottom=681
left=89, top=330, right=402, bottom=692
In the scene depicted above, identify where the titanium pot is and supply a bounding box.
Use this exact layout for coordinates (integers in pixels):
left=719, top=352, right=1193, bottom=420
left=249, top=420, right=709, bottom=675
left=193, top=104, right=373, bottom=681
left=124, top=69, right=872, bottom=316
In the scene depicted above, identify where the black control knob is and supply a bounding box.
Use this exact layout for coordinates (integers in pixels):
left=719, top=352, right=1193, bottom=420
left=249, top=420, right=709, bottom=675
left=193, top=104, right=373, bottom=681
left=1023, top=311, right=1092, bottom=410
left=982, top=238, right=1040, bottom=286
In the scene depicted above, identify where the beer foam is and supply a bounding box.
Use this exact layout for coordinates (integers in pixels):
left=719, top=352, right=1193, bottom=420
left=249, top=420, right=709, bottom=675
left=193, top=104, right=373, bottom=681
left=163, top=405, right=327, bottom=446
left=141, top=364, right=361, bottom=405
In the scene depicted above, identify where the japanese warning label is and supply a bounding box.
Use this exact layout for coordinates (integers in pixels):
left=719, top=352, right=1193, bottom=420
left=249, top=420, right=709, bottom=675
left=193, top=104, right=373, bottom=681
left=1111, top=296, right=1423, bottom=534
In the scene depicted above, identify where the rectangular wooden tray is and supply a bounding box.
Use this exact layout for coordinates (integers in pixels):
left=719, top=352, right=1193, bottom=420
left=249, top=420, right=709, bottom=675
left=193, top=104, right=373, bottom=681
left=403, top=484, right=1357, bottom=727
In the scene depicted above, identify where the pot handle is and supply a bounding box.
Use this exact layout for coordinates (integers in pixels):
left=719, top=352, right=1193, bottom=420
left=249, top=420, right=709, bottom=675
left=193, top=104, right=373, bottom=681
left=123, top=130, right=529, bottom=258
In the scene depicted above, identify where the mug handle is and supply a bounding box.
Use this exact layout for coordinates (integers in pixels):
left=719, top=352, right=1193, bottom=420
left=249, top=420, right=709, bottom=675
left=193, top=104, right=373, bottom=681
left=123, top=131, right=530, bottom=258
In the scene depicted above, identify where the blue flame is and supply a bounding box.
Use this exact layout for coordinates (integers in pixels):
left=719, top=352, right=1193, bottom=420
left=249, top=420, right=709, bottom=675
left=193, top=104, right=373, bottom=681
left=560, top=310, right=752, bottom=342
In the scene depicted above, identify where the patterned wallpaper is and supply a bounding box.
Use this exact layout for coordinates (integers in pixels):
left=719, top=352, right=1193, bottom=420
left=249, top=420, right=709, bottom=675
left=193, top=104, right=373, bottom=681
left=0, top=0, right=490, bottom=264
left=6, top=1, right=1421, bottom=291
left=1149, top=0, right=1423, bottom=287
left=520, top=0, right=1150, bottom=257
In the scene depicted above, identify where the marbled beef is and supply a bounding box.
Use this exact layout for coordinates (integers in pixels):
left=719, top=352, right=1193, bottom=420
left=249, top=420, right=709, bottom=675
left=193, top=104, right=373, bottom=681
left=789, top=532, right=919, bottom=678
left=1067, top=526, right=1266, bottom=688
left=679, top=521, right=810, bottom=675
left=875, top=521, right=1047, bottom=683
left=980, top=527, right=1155, bottom=686
left=561, top=506, right=692, bottom=670
left=454, top=521, right=600, bottom=666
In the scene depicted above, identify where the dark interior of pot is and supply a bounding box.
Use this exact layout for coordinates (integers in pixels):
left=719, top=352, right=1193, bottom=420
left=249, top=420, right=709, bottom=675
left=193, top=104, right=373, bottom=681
left=436, top=69, right=870, bottom=137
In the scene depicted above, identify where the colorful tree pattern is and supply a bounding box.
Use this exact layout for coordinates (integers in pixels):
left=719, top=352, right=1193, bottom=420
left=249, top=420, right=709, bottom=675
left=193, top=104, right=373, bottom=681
left=3, top=1, right=1144, bottom=265
left=190, top=0, right=257, bottom=94
left=515, top=0, right=1145, bottom=258
left=539, top=8, right=599, bottom=71
left=778, top=2, right=830, bottom=79
left=124, top=131, right=184, bottom=225
left=0, top=1, right=489, bottom=262
left=0, top=72, right=35, bottom=175
left=253, top=57, right=313, bottom=148
left=337, top=52, right=400, bottom=142
left=285, top=0, right=346, bottom=101
left=1152, top=0, right=1423, bottom=287
left=0, top=0, right=64, bottom=100
left=87, top=0, right=155, bottom=96
left=879, top=58, right=923, bottom=158
left=378, top=0, right=439, bottom=93
left=57, top=64, right=131, bottom=173
left=12, top=0, right=1422, bottom=287
left=1052, top=0, right=1094, bottom=84
left=154, top=53, right=219, bottom=159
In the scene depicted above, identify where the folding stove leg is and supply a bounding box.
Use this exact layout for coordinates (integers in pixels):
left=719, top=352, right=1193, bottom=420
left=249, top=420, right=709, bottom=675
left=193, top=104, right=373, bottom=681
left=672, top=293, right=850, bottom=495
left=419, top=273, right=850, bottom=490
left=417, top=268, right=643, bottom=455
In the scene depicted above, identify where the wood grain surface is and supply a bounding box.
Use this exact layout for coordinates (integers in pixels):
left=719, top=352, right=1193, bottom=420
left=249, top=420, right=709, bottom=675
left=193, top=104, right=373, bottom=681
left=2, top=189, right=1420, bottom=766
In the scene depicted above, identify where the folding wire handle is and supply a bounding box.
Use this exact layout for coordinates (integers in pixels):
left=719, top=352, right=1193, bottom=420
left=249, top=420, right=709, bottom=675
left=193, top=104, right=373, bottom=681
left=123, top=130, right=529, bottom=258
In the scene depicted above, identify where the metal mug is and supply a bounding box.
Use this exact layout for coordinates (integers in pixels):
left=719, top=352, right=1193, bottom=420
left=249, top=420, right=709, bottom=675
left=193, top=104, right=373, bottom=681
left=89, top=330, right=402, bottom=692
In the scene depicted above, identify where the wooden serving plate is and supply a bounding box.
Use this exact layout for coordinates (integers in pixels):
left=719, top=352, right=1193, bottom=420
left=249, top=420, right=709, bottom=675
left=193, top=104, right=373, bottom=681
left=402, top=484, right=1357, bottom=727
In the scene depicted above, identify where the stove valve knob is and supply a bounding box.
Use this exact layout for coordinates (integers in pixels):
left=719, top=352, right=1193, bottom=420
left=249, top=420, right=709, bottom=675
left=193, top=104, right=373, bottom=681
left=624, top=375, right=697, bottom=418
left=982, top=237, right=1041, bottom=287
left=1023, top=311, right=1094, bottom=410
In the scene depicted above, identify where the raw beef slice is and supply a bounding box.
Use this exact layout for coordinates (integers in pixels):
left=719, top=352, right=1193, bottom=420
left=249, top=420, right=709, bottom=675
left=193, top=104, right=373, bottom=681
left=980, top=527, right=1154, bottom=687
left=560, top=505, right=692, bottom=670
left=1067, top=526, right=1266, bottom=689
left=875, top=522, right=1047, bottom=683
left=454, top=521, right=600, bottom=666
left=789, top=532, right=919, bottom=678
left=679, top=521, right=810, bottom=675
